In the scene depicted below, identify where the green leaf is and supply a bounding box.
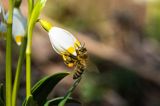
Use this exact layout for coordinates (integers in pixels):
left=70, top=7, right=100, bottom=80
left=44, top=97, right=81, bottom=106
left=31, top=72, right=69, bottom=106
left=28, top=0, right=47, bottom=33
left=22, top=95, right=38, bottom=106
left=0, top=98, right=4, bottom=106
left=0, top=83, right=4, bottom=106
left=15, top=0, right=22, bottom=8
left=27, top=0, right=47, bottom=53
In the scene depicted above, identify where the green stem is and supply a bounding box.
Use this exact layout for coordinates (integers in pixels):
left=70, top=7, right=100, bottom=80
left=25, top=0, right=34, bottom=99
left=12, top=36, right=27, bottom=106
left=6, top=24, right=12, bottom=106
left=6, top=0, right=13, bottom=106
left=26, top=50, right=31, bottom=98
left=12, top=0, right=32, bottom=104
left=28, top=0, right=34, bottom=19
left=58, top=77, right=81, bottom=106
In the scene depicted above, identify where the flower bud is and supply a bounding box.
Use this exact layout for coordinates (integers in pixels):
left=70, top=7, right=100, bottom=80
left=48, top=27, right=81, bottom=56
left=12, top=8, right=26, bottom=45
left=5, top=8, right=26, bottom=45
left=39, top=19, right=81, bottom=56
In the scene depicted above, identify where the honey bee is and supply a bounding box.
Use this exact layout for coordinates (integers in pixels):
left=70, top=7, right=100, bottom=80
left=62, top=44, right=88, bottom=79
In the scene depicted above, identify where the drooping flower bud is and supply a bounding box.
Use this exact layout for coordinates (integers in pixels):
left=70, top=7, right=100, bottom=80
left=39, top=19, right=81, bottom=56
left=5, top=8, right=26, bottom=45
left=12, top=8, right=26, bottom=45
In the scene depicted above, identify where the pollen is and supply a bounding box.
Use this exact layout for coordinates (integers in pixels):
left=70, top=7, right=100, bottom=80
left=67, top=46, right=75, bottom=54
left=15, top=35, right=23, bottom=45
left=67, top=63, right=74, bottom=67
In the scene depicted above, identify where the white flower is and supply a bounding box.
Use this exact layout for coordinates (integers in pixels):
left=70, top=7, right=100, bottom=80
left=5, top=8, right=26, bottom=45
left=38, top=19, right=81, bottom=56
left=48, top=27, right=81, bottom=56
left=0, top=3, right=6, bottom=33
left=12, top=8, right=26, bottom=45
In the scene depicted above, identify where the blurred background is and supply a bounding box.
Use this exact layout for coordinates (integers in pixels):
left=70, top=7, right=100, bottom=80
left=1, top=0, right=160, bottom=106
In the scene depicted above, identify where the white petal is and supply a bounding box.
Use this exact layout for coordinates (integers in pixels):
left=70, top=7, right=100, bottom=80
left=12, top=8, right=26, bottom=38
left=48, top=27, right=78, bottom=56
left=5, top=8, right=27, bottom=45
left=5, top=8, right=26, bottom=39
left=0, top=22, right=6, bottom=32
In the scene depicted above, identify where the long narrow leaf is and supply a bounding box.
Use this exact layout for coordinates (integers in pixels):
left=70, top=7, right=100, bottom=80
left=22, top=95, right=38, bottom=106
left=44, top=97, right=81, bottom=106
left=31, top=72, right=69, bottom=105
left=27, top=0, right=47, bottom=53
left=28, top=0, right=47, bottom=33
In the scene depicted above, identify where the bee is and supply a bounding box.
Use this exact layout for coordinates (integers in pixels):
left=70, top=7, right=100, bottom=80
left=62, top=44, right=88, bottom=79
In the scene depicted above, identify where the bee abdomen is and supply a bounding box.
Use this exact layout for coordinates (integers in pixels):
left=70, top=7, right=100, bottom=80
left=73, top=69, right=84, bottom=79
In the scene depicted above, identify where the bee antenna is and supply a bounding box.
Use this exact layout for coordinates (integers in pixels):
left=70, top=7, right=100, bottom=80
left=82, top=42, right=85, bottom=47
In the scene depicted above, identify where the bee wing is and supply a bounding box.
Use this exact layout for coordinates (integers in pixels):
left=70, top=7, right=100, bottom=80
left=86, top=58, right=99, bottom=73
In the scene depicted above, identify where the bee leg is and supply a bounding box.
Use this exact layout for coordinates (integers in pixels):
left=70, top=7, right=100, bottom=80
left=64, top=61, right=74, bottom=68
left=62, top=55, right=75, bottom=67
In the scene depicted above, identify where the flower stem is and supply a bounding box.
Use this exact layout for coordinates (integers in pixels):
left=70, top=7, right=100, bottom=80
left=12, top=36, right=27, bottom=106
left=26, top=51, right=31, bottom=98
left=28, top=0, right=34, bottom=19
left=6, top=0, right=13, bottom=106
left=25, top=0, right=34, bottom=99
